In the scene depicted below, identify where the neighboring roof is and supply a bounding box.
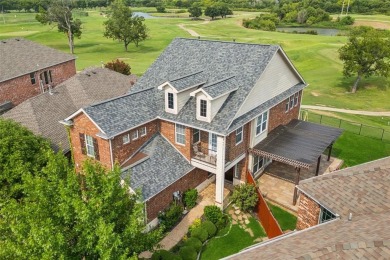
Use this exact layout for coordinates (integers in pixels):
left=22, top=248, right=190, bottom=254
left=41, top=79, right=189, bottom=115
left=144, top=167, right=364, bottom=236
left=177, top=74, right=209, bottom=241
left=2, top=68, right=136, bottom=152
left=251, top=119, right=343, bottom=169
left=121, top=134, right=194, bottom=200
left=226, top=156, right=390, bottom=259
left=168, top=70, right=205, bottom=92
left=0, top=38, right=76, bottom=83
left=75, top=38, right=307, bottom=137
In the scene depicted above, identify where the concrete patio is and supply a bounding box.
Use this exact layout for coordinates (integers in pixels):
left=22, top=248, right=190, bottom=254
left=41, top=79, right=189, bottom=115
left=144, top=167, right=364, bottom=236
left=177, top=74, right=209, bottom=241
left=258, top=156, right=343, bottom=212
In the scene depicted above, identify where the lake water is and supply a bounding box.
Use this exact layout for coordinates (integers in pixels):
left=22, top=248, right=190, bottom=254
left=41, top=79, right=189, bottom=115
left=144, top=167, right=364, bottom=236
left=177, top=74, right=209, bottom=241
left=132, top=12, right=156, bottom=19
left=276, top=27, right=340, bottom=36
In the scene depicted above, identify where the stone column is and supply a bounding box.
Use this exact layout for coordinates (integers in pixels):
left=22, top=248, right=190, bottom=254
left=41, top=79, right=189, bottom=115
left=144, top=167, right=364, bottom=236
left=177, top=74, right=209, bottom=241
left=215, top=135, right=226, bottom=209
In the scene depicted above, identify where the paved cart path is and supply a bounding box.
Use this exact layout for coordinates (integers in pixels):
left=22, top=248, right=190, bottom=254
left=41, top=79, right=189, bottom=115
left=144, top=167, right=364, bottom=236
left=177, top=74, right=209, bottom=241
left=301, top=105, right=390, bottom=117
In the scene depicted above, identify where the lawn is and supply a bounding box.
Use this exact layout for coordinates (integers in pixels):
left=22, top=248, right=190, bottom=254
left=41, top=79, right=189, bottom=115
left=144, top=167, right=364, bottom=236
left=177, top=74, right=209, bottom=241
left=200, top=216, right=266, bottom=260
left=267, top=202, right=297, bottom=231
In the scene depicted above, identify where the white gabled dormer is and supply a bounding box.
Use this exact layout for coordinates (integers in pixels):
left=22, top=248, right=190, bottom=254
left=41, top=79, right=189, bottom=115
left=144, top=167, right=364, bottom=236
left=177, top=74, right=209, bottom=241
left=190, top=76, right=239, bottom=123
left=158, top=71, right=205, bottom=115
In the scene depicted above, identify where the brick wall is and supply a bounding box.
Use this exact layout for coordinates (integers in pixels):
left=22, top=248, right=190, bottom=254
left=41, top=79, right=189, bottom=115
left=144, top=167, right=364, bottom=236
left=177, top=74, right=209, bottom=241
left=296, top=192, right=321, bottom=230
left=145, top=168, right=208, bottom=222
left=160, top=120, right=192, bottom=160
left=112, top=120, right=159, bottom=165
left=69, top=112, right=111, bottom=171
left=225, top=122, right=251, bottom=162
left=0, top=60, right=76, bottom=106
left=268, top=90, right=301, bottom=132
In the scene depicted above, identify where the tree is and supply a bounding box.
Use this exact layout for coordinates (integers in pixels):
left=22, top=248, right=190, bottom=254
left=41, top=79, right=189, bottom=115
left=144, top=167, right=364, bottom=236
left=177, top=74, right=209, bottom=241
left=0, top=118, right=52, bottom=201
left=0, top=155, right=162, bottom=259
left=36, top=1, right=82, bottom=54
left=338, top=26, right=390, bottom=93
left=104, top=0, right=148, bottom=51
left=188, top=4, right=202, bottom=19
left=230, top=183, right=258, bottom=212
left=105, top=59, right=132, bottom=75
left=204, top=5, right=220, bottom=20
left=217, top=4, right=232, bottom=19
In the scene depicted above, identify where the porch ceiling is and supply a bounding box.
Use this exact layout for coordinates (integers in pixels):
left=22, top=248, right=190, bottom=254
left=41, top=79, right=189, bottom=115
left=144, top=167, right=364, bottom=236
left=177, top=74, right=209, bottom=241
left=250, top=119, right=343, bottom=169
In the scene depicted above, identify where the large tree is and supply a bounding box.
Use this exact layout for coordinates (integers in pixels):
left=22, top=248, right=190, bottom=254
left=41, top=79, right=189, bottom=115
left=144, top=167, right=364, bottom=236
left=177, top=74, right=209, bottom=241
left=338, top=26, right=390, bottom=93
left=104, top=0, right=148, bottom=51
left=0, top=154, right=162, bottom=259
left=36, top=0, right=82, bottom=54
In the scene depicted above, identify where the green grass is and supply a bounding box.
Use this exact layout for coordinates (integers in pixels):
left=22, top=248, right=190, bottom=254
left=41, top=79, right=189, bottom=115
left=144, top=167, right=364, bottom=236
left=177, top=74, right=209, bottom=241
left=267, top=202, right=297, bottom=231
left=200, top=217, right=266, bottom=260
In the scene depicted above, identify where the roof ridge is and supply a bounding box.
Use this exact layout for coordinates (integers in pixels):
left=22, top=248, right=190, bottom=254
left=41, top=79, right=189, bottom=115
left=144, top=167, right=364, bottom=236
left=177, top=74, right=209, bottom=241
left=175, top=37, right=277, bottom=47
left=170, top=70, right=203, bottom=82
left=203, top=75, right=236, bottom=89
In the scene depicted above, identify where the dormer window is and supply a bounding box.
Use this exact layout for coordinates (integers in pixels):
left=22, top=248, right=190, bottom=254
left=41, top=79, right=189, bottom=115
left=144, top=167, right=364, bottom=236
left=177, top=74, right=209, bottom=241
left=168, top=92, right=174, bottom=109
left=200, top=99, right=207, bottom=117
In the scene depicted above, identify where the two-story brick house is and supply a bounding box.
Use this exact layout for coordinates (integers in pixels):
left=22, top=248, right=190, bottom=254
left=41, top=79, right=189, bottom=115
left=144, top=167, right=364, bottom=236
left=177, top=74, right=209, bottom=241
left=62, top=38, right=307, bottom=226
left=0, top=38, right=76, bottom=111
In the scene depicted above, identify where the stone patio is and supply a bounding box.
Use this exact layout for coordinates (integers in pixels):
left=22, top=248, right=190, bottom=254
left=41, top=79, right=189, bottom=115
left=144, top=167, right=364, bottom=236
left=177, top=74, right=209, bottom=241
left=258, top=156, right=343, bottom=212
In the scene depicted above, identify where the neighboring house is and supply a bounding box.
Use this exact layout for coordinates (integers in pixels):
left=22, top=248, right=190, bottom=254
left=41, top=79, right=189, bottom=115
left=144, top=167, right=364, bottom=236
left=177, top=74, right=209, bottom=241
left=2, top=68, right=137, bottom=154
left=0, top=38, right=76, bottom=110
left=226, top=156, right=390, bottom=259
left=62, top=38, right=307, bottom=227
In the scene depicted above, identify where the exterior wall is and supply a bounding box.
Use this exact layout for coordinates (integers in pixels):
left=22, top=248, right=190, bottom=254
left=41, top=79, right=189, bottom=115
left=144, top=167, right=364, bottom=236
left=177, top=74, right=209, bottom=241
left=69, top=113, right=111, bottom=171
left=225, top=122, right=250, bottom=162
left=235, top=50, right=302, bottom=118
left=268, top=90, right=301, bottom=132
left=250, top=111, right=269, bottom=148
left=0, top=60, right=76, bottom=106
left=112, top=120, right=159, bottom=165
left=145, top=168, right=208, bottom=222
left=296, top=192, right=321, bottom=230
left=160, top=120, right=192, bottom=161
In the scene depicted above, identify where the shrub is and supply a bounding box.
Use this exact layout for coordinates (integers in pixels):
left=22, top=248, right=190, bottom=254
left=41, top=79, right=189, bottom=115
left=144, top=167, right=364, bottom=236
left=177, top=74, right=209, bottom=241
left=242, top=13, right=278, bottom=31
left=156, top=6, right=165, bottom=13
left=184, top=237, right=202, bottom=252
left=231, top=184, right=258, bottom=212
left=179, top=246, right=197, bottom=260
left=152, top=250, right=182, bottom=260
left=104, top=59, right=131, bottom=75
left=339, top=15, right=355, bottom=25
left=201, top=220, right=217, bottom=238
left=215, top=214, right=229, bottom=230
left=204, top=205, right=223, bottom=224
left=158, top=203, right=183, bottom=231
left=190, top=227, right=208, bottom=242
left=189, top=218, right=201, bottom=233
left=183, top=189, right=198, bottom=209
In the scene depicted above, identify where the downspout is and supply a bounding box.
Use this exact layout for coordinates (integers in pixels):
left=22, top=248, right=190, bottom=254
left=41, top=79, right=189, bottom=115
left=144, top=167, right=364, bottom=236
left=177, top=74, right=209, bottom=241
left=109, top=138, right=114, bottom=169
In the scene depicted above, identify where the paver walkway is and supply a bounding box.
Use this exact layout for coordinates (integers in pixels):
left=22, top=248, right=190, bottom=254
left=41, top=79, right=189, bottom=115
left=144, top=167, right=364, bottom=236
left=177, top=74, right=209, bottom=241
left=139, top=183, right=230, bottom=259
left=301, top=105, right=390, bottom=116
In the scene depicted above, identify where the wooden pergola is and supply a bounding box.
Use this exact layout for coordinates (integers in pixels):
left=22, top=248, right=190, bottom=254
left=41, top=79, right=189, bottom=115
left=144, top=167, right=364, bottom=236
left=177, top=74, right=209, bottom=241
left=249, top=119, right=343, bottom=205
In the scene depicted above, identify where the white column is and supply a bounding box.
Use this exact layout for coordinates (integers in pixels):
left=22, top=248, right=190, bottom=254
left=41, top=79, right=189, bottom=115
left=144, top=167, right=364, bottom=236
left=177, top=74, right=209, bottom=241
left=215, top=135, right=226, bottom=208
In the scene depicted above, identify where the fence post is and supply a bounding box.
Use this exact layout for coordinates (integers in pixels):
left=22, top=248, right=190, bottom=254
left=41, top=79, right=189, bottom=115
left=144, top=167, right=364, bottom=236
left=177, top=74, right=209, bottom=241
left=359, top=124, right=362, bottom=135
left=339, top=119, right=342, bottom=128
left=320, top=115, right=323, bottom=124
left=382, top=129, right=385, bottom=140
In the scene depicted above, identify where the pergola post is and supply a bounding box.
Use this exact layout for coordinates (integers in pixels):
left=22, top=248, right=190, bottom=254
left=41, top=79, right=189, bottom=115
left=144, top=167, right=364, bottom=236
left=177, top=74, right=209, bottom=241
left=327, top=143, right=333, bottom=161
left=316, top=155, right=321, bottom=176
left=293, top=167, right=301, bottom=205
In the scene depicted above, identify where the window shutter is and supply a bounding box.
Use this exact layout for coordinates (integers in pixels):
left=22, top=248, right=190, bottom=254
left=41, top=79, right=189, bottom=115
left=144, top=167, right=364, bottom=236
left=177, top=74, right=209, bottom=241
left=93, top=138, right=100, bottom=161
left=79, top=133, right=86, bottom=155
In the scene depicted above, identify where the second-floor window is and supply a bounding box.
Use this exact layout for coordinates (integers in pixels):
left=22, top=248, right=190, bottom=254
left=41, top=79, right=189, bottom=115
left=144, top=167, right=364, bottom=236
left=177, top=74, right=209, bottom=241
left=168, top=92, right=174, bottom=109
left=294, top=92, right=299, bottom=107
left=256, top=111, right=268, bottom=136
left=30, top=72, right=36, bottom=84
left=123, top=134, right=130, bottom=144
left=140, top=127, right=147, bottom=137
left=131, top=130, right=139, bottom=140
left=193, top=128, right=200, bottom=143
left=235, top=126, right=243, bottom=145
left=176, top=124, right=185, bottom=145
left=85, top=134, right=95, bottom=158
left=200, top=99, right=207, bottom=117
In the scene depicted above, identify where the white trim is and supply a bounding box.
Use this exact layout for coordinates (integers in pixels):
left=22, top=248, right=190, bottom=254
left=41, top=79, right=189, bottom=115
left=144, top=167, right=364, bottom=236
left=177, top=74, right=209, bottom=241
left=64, top=108, right=107, bottom=136
left=225, top=153, right=246, bottom=172
left=157, top=81, right=177, bottom=92
left=109, top=139, right=114, bottom=169
left=278, top=46, right=307, bottom=84
left=140, top=126, right=147, bottom=137
left=175, top=123, right=186, bottom=146
left=235, top=126, right=243, bottom=145
left=131, top=130, right=139, bottom=140
left=122, top=134, right=130, bottom=144
left=190, top=88, right=213, bottom=100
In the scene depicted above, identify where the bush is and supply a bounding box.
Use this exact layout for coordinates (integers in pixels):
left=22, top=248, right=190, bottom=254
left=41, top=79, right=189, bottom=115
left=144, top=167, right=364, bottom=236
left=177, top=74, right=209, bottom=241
left=201, top=220, right=217, bottom=238
left=204, top=205, right=223, bottom=224
left=179, top=246, right=197, bottom=260
left=158, top=203, right=183, bottom=231
left=152, top=250, right=182, bottom=260
left=242, top=13, right=278, bottom=31
left=183, top=189, right=198, bottom=209
left=156, top=6, right=165, bottom=13
left=104, top=59, right=131, bottom=75
left=231, top=184, right=258, bottom=212
left=215, top=214, right=229, bottom=230
left=338, top=15, right=355, bottom=25
left=184, top=237, right=202, bottom=252
left=190, top=227, right=208, bottom=242
left=189, top=218, right=201, bottom=233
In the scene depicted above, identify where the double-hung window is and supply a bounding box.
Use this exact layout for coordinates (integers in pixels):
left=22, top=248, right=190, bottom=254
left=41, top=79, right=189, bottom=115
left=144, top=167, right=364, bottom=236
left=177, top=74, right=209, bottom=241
left=294, top=92, right=299, bottom=107
left=200, top=99, right=207, bottom=117
left=131, top=130, right=138, bottom=140
left=252, top=155, right=264, bottom=173
left=168, top=92, right=174, bottom=109
left=176, top=124, right=186, bottom=145
left=30, top=72, right=36, bottom=85
left=140, top=127, right=147, bottom=137
left=193, top=128, right=200, bottom=143
left=256, top=111, right=268, bottom=136
left=235, top=126, right=243, bottom=145
left=85, top=134, right=95, bottom=158
left=289, top=95, right=294, bottom=110
left=123, top=134, right=130, bottom=144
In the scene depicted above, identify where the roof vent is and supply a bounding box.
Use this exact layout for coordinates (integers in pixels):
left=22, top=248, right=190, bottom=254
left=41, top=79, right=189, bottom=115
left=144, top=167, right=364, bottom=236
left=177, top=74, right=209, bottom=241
left=348, top=212, right=353, bottom=221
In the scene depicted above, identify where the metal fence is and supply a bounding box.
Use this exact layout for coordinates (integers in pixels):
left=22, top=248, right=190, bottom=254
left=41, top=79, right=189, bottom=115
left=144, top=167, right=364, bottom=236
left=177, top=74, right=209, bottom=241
left=300, top=110, right=390, bottom=142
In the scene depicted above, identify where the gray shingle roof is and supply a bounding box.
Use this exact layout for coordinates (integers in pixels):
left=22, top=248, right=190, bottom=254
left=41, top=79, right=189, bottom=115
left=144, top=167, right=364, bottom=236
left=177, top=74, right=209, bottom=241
left=2, top=68, right=136, bottom=152
left=227, top=157, right=390, bottom=260
left=0, top=38, right=75, bottom=82
left=80, top=38, right=306, bottom=137
left=202, top=76, right=239, bottom=99
left=168, top=70, right=205, bottom=92
left=121, top=134, right=194, bottom=200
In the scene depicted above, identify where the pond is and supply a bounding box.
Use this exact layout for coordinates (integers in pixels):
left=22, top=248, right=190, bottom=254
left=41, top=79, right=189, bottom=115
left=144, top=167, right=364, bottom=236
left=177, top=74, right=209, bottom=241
left=132, top=12, right=156, bottom=19
left=276, top=27, right=340, bottom=36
